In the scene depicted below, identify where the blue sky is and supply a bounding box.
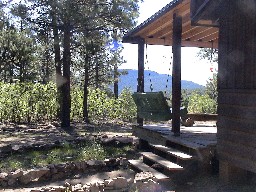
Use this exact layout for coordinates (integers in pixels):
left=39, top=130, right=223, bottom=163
left=121, top=0, right=217, bottom=86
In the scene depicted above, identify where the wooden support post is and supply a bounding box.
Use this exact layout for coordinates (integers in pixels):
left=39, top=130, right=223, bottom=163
left=137, top=38, right=145, bottom=126
left=172, top=14, right=182, bottom=136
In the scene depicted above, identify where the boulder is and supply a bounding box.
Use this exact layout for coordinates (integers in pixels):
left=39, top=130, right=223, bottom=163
left=0, top=172, right=8, bottom=181
left=19, top=168, right=50, bottom=185
left=113, top=177, right=128, bottom=189
left=8, top=169, right=23, bottom=179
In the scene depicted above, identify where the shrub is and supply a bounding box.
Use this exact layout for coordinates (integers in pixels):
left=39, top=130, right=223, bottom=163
left=188, top=92, right=217, bottom=114
left=0, top=82, right=136, bottom=123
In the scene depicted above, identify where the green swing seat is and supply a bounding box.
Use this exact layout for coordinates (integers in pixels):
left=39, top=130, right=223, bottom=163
left=132, top=91, right=188, bottom=121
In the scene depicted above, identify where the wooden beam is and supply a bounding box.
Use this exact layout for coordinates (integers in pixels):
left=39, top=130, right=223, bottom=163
left=135, top=1, right=188, bottom=37
left=151, top=13, right=191, bottom=39
left=122, top=36, right=142, bottom=44
left=186, top=27, right=214, bottom=41
left=144, top=37, right=218, bottom=48
left=200, top=31, right=219, bottom=42
left=137, top=37, right=145, bottom=126
left=182, top=26, right=210, bottom=40
left=172, top=14, right=182, bottom=136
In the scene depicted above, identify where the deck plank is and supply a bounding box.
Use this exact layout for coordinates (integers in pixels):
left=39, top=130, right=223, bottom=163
left=140, top=152, right=184, bottom=170
left=128, top=159, right=169, bottom=180
left=163, top=135, right=206, bottom=149
left=150, top=144, right=193, bottom=160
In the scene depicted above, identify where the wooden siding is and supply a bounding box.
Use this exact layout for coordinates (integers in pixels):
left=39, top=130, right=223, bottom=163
left=217, top=1, right=256, bottom=173
left=218, top=91, right=256, bottom=173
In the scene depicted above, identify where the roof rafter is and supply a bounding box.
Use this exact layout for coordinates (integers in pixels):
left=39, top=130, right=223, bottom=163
left=123, top=0, right=219, bottom=49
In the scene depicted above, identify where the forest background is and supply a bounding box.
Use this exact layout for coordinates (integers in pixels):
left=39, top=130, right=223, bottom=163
left=0, top=0, right=217, bottom=126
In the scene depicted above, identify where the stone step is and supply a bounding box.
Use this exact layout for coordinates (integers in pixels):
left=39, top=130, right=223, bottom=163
left=150, top=144, right=193, bottom=160
left=128, top=159, right=169, bottom=181
left=140, top=152, right=184, bottom=171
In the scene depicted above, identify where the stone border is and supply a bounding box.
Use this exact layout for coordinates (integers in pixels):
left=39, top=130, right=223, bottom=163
left=0, top=134, right=136, bottom=188
left=30, top=172, right=162, bottom=192
left=0, top=158, right=124, bottom=188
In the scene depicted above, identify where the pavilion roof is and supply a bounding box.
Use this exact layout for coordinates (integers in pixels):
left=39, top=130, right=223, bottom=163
left=123, top=0, right=219, bottom=48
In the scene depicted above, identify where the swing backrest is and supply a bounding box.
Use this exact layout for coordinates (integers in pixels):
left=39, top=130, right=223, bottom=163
left=132, top=91, right=172, bottom=121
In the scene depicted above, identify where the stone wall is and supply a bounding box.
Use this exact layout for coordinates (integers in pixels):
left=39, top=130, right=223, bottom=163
left=30, top=171, right=162, bottom=192
left=0, top=158, right=123, bottom=188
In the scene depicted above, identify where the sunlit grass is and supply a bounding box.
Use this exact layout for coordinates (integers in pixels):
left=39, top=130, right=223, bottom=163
left=0, top=141, right=133, bottom=172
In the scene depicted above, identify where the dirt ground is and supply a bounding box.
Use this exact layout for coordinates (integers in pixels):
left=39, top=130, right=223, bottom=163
left=1, top=121, right=256, bottom=192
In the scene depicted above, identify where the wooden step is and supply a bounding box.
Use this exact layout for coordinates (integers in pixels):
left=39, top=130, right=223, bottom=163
left=140, top=152, right=184, bottom=171
left=150, top=144, right=193, bottom=160
left=128, top=160, right=169, bottom=180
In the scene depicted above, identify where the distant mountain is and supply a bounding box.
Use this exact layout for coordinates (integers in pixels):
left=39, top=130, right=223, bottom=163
left=116, top=69, right=204, bottom=94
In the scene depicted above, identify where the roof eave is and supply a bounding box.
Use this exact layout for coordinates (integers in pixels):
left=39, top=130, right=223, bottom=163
left=123, top=0, right=184, bottom=44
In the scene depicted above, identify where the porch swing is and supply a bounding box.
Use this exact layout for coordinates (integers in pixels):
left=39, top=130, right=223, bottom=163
left=132, top=44, right=190, bottom=124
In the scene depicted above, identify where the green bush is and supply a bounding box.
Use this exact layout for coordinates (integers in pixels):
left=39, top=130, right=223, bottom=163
left=0, top=82, right=58, bottom=123
left=0, top=82, right=136, bottom=123
left=87, top=87, right=136, bottom=122
left=187, top=92, right=217, bottom=114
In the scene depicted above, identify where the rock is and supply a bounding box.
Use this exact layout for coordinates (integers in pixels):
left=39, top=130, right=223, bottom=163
left=30, top=189, right=41, bottom=192
left=6, top=169, right=23, bottom=186
left=7, top=178, right=17, bottom=186
left=51, top=172, right=65, bottom=181
left=12, top=145, right=21, bottom=151
left=119, top=158, right=128, bottom=168
left=0, top=180, right=8, bottom=187
left=115, top=137, right=133, bottom=144
left=0, top=144, right=12, bottom=153
left=80, top=161, right=88, bottom=171
left=71, top=184, right=83, bottom=191
left=100, top=138, right=115, bottom=145
left=135, top=172, right=155, bottom=183
left=74, top=162, right=82, bottom=170
left=48, top=164, right=58, bottom=174
left=0, top=172, right=8, bottom=181
left=55, top=164, right=66, bottom=172
left=104, top=158, right=117, bottom=167
left=19, top=168, right=50, bottom=185
left=87, top=160, right=105, bottom=167
left=8, top=169, right=23, bottom=179
left=135, top=179, right=161, bottom=192
left=65, top=162, right=76, bottom=173
left=181, top=118, right=194, bottom=127
left=104, top=179, right=114, bottom=189
left=89, top=182, right=103, bottom=192
left=101, top=134, right=108, bottom=138
left=113, top=177, right=128, bottom=189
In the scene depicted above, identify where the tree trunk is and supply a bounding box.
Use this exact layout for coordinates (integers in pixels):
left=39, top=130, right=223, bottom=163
left=52, top=9, right=62, bottom=120
left=114, top=64, right=118, bottom=99
left=19, top=61, right=24, bottom=82
left=61, top=22, right=71, bottom=128
left=95, top=58, right=99, bottom=89
left=83, top=54, right=90, bottom=123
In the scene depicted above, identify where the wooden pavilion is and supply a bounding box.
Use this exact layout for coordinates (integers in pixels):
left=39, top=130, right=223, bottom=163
left=123, top=0, right=256, bottom=183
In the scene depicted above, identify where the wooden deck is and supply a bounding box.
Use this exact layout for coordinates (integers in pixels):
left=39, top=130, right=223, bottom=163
left=134, top=122, right=217, bottom=148
left=133, top=122, right=217, bottom=163
left=130, top=122, right=217, bottom=179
